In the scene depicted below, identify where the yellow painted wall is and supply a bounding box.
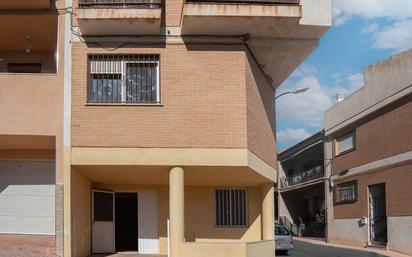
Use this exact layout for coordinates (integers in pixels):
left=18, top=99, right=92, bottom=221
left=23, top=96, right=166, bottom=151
left=71, top=168, right=92, bottom=257
left=71, top=180, right=264, bottom=256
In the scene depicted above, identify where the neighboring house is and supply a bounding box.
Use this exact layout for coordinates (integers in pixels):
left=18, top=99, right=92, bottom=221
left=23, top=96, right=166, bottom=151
left=277, top=131, right=326, bottom=238
left=0, top=0, right=67, bottom=256
left=324, top=49, right=412, bottom=255
left=0, top=0, right=331, bottom=257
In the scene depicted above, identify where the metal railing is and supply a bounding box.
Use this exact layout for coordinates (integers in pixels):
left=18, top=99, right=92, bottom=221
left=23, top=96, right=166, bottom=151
left=186, top=0, right=300, bottom=4
left=280, top=165, right=324, bottom=189
left=78, top=0, right=161, bottom=8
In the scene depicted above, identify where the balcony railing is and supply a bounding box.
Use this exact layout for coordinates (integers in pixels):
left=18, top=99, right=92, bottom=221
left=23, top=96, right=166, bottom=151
left=280, top=165, right=324, bottom=189
left=78, top=0, right=162, bottom=8
left=186, top=0, right=300, bottom=4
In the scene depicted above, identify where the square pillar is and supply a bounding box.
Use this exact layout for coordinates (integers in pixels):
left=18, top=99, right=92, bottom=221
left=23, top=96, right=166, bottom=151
left=261, top=183, right=275, bottom=240
left=169, top=167, right=185, bottom=257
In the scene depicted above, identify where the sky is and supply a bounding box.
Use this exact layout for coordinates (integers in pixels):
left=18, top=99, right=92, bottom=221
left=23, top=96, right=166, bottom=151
left=276, top=0, right=412, bottom=151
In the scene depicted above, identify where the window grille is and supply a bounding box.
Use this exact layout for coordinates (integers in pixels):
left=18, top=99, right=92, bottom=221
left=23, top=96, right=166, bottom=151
left=216, top=188, right=247, bottom=227
left=88, top=55, right=160, bottom=104
left=334, top=181, right=358, bottom=203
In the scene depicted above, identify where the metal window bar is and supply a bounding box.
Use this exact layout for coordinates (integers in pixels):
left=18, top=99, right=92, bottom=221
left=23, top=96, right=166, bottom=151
left=186, top=0, right=299, bottom=4
left=88, top=55, right=160, bottom=104
left=79, top=0, right=161, bottom=8
left=216, top=189, right=247, bottom=227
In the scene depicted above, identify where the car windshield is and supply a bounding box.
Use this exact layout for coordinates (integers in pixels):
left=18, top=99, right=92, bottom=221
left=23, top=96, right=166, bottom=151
left=275, top=226, right=290, bottom=236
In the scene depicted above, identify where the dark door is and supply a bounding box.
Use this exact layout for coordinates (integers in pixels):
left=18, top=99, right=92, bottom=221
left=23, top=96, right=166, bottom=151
left=303, top=198, right=310, bottom=222
left=369, top=184, right=387, bottom=245
left=115, top=193, right=138, bottom=252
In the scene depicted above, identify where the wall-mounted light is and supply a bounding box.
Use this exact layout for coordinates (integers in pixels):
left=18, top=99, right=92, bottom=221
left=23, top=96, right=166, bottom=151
left=25, top=36, right=32, bottom=54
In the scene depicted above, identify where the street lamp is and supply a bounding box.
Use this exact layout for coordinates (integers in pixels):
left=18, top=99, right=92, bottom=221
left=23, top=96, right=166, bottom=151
left=275, top=87, right=310, bottom=100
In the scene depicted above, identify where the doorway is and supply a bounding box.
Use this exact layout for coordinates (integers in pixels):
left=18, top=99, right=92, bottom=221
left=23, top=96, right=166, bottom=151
left=369, top=184, right=387, bottom=246
left=115, top=192, right=138, bottom=252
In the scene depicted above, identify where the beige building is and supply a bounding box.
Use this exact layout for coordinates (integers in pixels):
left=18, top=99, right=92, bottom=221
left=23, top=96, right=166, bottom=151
left=0, top=0, right=331, bottom=256
left=325, top=49, right=412, bottom=256
left=0, top=0, right=69, bottom=256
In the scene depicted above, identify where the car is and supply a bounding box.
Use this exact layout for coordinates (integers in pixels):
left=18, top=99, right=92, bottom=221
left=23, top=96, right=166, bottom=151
left=275, top=225, right=293, bottom=255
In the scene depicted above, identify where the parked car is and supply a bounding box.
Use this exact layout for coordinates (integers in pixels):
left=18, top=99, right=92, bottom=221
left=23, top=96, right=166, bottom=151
left=275, top=225, right=293, bottom=255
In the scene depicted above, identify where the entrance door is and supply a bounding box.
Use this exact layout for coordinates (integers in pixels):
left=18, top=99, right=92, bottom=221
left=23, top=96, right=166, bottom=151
left=92, top=190, right=115, bottom=253
left=369, top=184, right=387, bottom=245
left=115, top=193, right=138, bottom=252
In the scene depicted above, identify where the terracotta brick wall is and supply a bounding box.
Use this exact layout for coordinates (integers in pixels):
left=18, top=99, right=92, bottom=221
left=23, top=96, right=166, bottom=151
left=71, top=43, right=248, bottom=149
left=334, top=163, right=412, bottom=219
left=332, top=93, right=412, bottom=173
left=165, top=0, right=184, bottom=27
left=246, top=54, right=276, bottom=167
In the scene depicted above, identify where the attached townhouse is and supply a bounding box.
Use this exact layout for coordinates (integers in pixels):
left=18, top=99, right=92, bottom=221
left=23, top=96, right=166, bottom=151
left=0, top=0, right=68, bottom=256
left=0, top=0, right=331, bottom=257
left=324, top=49, right=412, bottom=256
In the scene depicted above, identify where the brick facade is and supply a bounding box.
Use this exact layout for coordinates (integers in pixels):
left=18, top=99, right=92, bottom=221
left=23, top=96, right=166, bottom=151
left=71, top=43, right=276, bottom=167
left=334, top=163, right=412, bottom=219
left=332, top=93, right=412, bottom=173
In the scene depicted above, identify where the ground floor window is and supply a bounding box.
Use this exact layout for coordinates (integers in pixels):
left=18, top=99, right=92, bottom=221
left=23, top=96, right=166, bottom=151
left=215, top=188, right=247, bottom=227
left=334, top=181, right=358, bottom=203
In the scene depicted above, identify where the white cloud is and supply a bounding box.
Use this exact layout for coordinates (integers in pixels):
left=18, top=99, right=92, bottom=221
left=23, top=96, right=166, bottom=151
left=277, top=128, right=311, bottom=146
left=361, top=23, right=379, bottom=34
left=372, top=19, right=412, bottom=52
left=333, top=0, right=412, bottom=25
left=276, top=66, right=364, bottom=133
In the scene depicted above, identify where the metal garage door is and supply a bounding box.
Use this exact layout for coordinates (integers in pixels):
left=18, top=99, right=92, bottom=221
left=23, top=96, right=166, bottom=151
left=0, top=160, right=55, bottom=235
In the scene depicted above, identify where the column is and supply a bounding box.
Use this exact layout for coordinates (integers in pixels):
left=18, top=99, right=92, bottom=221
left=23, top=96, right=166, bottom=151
left=169, top=167, right=185, bottom=257
left=261, top=183, right=275, bottom=240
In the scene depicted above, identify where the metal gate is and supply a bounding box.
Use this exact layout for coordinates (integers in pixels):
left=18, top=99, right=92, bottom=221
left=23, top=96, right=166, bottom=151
left=369, top=183, right=387, bottom=245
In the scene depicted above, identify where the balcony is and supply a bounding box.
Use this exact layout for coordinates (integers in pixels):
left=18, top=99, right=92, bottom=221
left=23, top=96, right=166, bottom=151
left=0, top=0, right=50, bottom=10
left=76, top=0, right=162, bottom=36
left=181, top=0, right=331, bottom=88
left=280, top=165, right=324, bottom=189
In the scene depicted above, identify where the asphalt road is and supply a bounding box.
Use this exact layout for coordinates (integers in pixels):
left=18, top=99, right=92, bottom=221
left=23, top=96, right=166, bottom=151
left=278, top=240, right=388, bottom=257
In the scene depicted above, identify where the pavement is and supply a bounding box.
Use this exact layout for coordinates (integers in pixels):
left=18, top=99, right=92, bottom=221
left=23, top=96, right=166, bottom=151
left=0, top=234, right=56, bottom=257
left=280, top=237, right=411, bottom=257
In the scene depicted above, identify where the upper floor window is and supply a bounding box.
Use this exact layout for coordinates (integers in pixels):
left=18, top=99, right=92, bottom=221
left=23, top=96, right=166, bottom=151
left=88, top=55, right=160, bottom=104
left=335, top=131, right=356, bottom=155
left=334, top=181, right=357, bottom=203
left=216, top=188, right=247, bottom=227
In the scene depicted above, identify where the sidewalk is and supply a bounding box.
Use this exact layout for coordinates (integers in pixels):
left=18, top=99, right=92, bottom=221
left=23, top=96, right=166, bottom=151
left=293, top=237, right=411, bottom=257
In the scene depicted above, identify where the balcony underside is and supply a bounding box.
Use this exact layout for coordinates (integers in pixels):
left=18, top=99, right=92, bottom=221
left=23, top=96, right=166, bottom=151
left=0, top=0, right=50, bottom=9
left=71, top=147, right=276, bottom=185
left=76, top=8, right=162, bottom=36
left=182, top=3, right=329, bottom=88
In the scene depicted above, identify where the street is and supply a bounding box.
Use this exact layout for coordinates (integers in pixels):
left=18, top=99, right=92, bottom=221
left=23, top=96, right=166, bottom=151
left=279, top=240, right=388, bottom=257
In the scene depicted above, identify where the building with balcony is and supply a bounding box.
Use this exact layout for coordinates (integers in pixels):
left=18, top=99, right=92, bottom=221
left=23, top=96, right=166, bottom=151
left=324, top=49, right=412, bottom=256
left=0, top=0, right=331, bottom=256
left=0, top=0, right=68, bottom=256
left=65, top=1, right=331, bottom=257
left=276, top=131, right=326, bottom=238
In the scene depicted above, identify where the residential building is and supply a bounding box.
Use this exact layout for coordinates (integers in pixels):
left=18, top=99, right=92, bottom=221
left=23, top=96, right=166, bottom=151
left=325, top=49, right=412, bottom=255
left=0, top=0, right=69, bottom=256
left=277, top=131, right=326, bottom=238
left=0, top=0, right=331, bottom=256
left=67, top=1, right=331, bottom=257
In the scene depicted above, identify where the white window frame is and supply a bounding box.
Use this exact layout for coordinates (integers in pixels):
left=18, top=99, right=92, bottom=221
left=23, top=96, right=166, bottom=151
left=335, top=131, right=356, bottom=155
left=335, top=181, right=358, bottom=203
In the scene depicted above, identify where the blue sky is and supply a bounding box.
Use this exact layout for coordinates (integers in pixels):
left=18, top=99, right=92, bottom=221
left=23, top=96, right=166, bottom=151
left=276, top=0, right=412, bottom=151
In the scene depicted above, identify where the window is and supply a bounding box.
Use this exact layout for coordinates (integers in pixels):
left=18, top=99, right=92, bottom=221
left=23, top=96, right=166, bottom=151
left=335, top=131, right=356, bottom=155
left=275, top=226, right=290, bottom=236
left=216, top=188, right=247, bottom=227
left=334, top=181, right=357, bottom=203
left=88, top=55, right=160, bottom=104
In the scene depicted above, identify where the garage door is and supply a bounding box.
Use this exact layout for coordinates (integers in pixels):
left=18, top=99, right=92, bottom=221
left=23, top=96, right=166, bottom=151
left=0, top=160, right=55, bottom=235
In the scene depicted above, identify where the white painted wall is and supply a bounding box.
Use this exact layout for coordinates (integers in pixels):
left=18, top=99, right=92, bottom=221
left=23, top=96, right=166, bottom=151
left=329, top=218, right=368, bottom=247
left=387, top=216, right=412, bottom=256
left=0, top=161, right=55, bottom=235
left=138, top=191, right=159, bottom=254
